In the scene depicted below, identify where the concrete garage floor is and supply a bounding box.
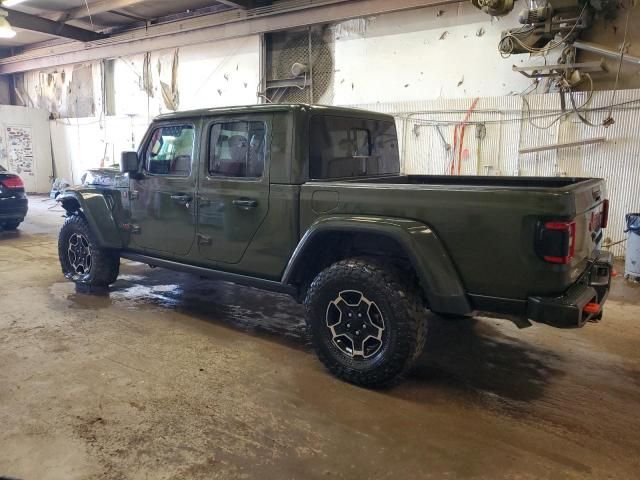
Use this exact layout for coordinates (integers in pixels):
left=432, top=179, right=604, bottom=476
left=1, top=196, right=640, bottom=480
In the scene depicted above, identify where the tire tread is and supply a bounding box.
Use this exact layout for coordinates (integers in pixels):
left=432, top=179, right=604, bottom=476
left=58, top=214, right=120, bottom=286
left=305, top=257, right=426, bottom=388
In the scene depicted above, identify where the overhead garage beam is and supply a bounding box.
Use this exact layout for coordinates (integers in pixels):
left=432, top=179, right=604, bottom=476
left=50, top=0, right=149, bottom=21
left=0, top=0, right=457, bottom=74
left=4, top=8, right=107, bottom=42
left=215, top=0, right=255, bottom=8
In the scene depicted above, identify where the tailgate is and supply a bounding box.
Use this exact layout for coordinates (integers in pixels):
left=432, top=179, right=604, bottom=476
left=571, top=179, right=608, bottom=264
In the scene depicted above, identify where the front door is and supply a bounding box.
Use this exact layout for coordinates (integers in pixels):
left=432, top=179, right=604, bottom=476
left=129, top=122, right=199, bottom=256
left=197, top=115, right=271, bottom=264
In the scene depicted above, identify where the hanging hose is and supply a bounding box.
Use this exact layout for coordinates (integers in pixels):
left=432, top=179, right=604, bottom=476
left=449, top=98, right=479, bottom=175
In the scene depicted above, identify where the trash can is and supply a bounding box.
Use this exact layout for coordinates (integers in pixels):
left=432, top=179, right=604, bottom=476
left=625, top=213, right=640, bottom=279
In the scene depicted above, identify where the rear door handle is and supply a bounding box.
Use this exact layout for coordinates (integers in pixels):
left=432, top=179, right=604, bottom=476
left=232, top=199, right=258, bottom=209
left=170, top=194, right=192, bottom=205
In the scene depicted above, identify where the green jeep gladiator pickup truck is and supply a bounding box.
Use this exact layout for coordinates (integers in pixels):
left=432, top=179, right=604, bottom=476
left=57, top=104, right=612, bottom=387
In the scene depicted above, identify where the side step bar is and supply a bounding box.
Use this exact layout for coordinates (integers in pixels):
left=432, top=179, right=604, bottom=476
left=120, top=252, right=298, bottom=297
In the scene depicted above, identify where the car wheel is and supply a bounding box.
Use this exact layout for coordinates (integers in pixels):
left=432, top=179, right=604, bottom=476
left=58, top=214, right=120, bottom=286
left=2, top=221, right=21, bottom=230
left=304, top=258, right=427, bottom=388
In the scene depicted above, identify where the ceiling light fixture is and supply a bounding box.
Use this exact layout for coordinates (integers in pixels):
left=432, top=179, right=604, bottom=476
left=2, top=0, right=28, bottom=7
left=0, top=9, right=17, bottom=39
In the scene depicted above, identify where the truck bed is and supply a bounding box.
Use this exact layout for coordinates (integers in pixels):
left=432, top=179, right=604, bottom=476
left=300, top=175, right=606, bottom=313
left=352, top=174, right=591, bottom=188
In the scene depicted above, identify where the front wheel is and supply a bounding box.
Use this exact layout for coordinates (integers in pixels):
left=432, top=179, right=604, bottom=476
left=58, top=214, right=120, bottom=286
left=304, top=258, right=427, bottom=388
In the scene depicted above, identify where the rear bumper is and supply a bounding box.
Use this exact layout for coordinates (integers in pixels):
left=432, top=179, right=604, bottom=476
left=0, top=196, right=28, bottom=222
left=527, top=251, right=613, bottom=328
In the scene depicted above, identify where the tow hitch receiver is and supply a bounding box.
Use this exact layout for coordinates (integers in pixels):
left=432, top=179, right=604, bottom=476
left=583, top=302, right=601, bottom=315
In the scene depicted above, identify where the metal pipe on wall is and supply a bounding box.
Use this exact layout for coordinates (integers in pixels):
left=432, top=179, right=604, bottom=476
left=574, top=40, right=640, bottom=66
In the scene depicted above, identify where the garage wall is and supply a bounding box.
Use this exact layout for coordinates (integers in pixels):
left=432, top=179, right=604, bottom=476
left=330, top=2, right=640, bottom=102
left=0, top=105, right=52, bottom=193
left=331, top=5, right=545, bottom=105
left=19, top=63, right=103, bottom=118
left=36, top=36, right=260, bottom=183
left=49, top=115, right=150, bottom=185
left=112, top=35, right=260, bottom=119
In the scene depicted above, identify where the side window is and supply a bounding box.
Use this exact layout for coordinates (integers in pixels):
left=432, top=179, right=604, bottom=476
left=144, top=125, right=194, bottom=176
left=309, top=115, right=400, bottom=180
left=209, top=121, right=266, bottom=178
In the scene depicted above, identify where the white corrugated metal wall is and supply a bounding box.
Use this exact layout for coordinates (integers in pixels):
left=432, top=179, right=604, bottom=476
left=351, top=88, right=640, bottom=258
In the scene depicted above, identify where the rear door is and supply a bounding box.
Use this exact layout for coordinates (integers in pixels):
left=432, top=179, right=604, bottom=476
left=196, top=114, right=271, bottom=264
left=129, top=121, right=199, bottom=256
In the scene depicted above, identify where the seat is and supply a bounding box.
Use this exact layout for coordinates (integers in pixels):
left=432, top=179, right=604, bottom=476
left=169, top=129, right=194, bottom=175
left=211, top=135, right=247, bottom=176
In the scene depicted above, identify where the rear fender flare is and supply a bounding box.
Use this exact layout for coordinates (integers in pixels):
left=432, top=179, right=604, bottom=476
left=282, top=216, right=473, bottom=315
left=57, top=190, right=123, bottom=249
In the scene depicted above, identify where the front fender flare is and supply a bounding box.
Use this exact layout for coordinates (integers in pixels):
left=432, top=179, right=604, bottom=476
left=282, top=216, right=473, bottom=316
left=57, top=190, right=123, bottom=249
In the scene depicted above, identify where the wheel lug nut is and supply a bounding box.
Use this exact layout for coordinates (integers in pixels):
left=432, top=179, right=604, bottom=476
left=363, top=324, right=366, bottom=328
left=348, top=313, right=352, bottom=317
left=347, top=323, right=351, bottom=328
left=358, top=313, right=362, bottom=317
left=356, top=330, right=360, bottom=335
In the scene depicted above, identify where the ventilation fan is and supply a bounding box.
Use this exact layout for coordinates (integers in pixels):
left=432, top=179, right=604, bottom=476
left=264, top=27, right=334, bottom=104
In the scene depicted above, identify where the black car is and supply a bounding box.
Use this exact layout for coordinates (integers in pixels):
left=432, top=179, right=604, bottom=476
left=0, top=165, right=28, bottom=230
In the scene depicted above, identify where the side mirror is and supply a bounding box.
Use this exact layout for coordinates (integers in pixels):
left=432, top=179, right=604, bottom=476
left=120, top=151, right=139, bottom=174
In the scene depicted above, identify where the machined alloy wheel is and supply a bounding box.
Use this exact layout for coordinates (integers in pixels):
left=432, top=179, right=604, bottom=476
left=67, top=232, right=92, bottom=275
left=326, top=290, right=385, bottom=359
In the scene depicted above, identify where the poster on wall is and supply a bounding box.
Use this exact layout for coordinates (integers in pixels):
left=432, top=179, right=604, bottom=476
left=6, top=126, right=35, bottom=178
left=0, top=126, right=6, bottom=170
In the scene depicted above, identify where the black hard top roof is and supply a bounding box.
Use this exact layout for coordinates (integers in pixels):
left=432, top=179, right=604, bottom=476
left=154, top=103, right=394, bottom=122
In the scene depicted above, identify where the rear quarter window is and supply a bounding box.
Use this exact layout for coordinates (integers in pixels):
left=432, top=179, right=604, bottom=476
left=309, top=115, right=400, bottom=180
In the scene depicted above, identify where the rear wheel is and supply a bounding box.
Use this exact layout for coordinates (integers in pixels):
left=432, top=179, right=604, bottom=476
left=304, top=258, right=427, bottom=388
left=2, top=220, right=21, bottom=230
left=58, top=214, right=120, bottom=286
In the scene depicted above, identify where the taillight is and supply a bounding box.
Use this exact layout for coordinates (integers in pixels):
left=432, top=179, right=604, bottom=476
left=537, top=221, right=576, bottom=264
left=0, top=175, right=24, bottom=189
left=601, top=199, right=609, bottom=229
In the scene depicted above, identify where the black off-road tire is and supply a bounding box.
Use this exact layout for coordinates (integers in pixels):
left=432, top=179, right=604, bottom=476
left=58, top=214, right=120, bottom=287
left=2, top=220, right=21, bottom=230
left=304, top=258, right=427, bottom=388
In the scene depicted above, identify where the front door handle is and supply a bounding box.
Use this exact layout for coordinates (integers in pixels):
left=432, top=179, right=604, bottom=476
left=170, top=194, right=192, bottom=205
left=232, top=199, right=258, bottom=209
